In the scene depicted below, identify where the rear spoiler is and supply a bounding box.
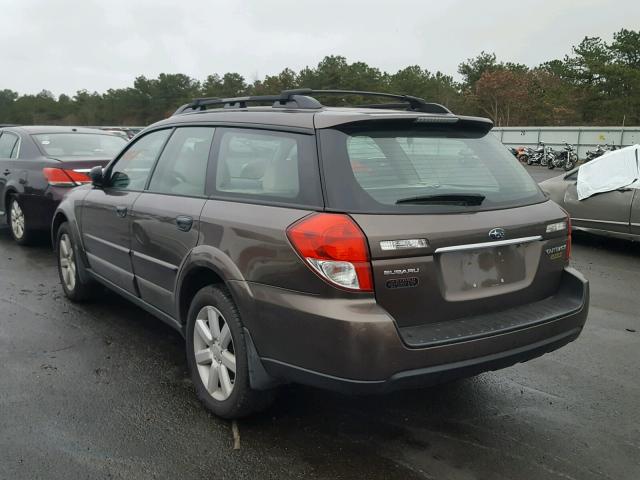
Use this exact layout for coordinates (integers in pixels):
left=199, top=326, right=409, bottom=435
left=314, top=113, right=493, bottom=132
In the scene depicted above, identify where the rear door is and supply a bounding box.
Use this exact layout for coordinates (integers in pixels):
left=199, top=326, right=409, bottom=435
left=129, top=126, right=214, bottom=315
left=0, top=131, right=21, bottom=214
left=81, top=129, right=171, bottom=294
left=319, top=124, right=569, bottom=329
left=563, top=179, right=632, bottom=234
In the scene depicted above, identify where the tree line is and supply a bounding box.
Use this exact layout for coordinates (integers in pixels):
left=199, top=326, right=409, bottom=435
left=1, top=28, right=638, bottom=127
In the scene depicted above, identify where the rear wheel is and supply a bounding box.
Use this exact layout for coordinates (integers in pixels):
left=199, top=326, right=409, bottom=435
left=8, top=196, right=36, bottom=245
left=186, top=285, right=275, bottom=419
left=56, top=222, right=95, bottom=301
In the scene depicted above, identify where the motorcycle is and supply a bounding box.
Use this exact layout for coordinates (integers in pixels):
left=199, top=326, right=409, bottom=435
left=585, top=143, right=619, bottom=162
left=547, top=142, right=577, bottom=171
left=522, top=143, right=550, bottom=166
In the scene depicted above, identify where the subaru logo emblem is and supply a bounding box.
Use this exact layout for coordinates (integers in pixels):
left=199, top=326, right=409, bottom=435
left=489, top=228, right=506, bottom=240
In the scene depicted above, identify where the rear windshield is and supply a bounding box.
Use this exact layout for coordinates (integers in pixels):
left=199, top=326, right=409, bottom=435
left=33, top=133, right=126, bottom=158
left=319, top=126, right=545, bottom=213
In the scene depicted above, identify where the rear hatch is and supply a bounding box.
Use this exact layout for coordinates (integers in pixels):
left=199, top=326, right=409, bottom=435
left=318, top=118, right=571, bottom=331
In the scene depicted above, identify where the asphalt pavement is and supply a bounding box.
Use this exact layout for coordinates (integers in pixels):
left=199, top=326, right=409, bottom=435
left=1, top=166, right=638, bottom=479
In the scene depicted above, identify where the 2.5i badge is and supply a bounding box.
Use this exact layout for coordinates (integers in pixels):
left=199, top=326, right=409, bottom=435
left=546, top=244, right=566, bottom=260
left=386, top=277, right=419, bottom=289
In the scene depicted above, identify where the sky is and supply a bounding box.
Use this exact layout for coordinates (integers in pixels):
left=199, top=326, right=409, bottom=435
left=1, top=0, right=638, bottom=96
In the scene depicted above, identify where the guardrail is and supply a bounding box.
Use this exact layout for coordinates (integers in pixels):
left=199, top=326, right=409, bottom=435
left=492, top=126, right=640, bottom=159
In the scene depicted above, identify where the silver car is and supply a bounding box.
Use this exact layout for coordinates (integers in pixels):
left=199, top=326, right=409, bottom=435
left=540, top=168, right=640, bottom=240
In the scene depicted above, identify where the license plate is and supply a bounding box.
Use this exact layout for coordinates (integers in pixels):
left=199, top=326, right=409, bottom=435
left=438, top=244, right=527, bottom=297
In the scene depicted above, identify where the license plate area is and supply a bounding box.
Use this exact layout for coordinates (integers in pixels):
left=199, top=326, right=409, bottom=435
left=436, top=243, right=531, bottom=301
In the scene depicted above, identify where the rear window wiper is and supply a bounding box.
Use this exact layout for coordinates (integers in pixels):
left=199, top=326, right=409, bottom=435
left=395, top=193, right=486, bottom=205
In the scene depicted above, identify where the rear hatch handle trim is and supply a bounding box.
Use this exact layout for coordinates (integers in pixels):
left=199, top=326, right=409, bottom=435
left=435, top=235, right=543, bottom=254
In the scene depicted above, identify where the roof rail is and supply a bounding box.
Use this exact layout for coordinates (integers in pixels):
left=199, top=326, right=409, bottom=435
left=172, top=88, right=452, bottom=116
left=281, top=89, right=452, bottom=114
left=173, top=93, right=322, bottom=115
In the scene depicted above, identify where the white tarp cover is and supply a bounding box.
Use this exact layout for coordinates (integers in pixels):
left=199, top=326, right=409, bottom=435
left=577, top=144, right=640, bottom=200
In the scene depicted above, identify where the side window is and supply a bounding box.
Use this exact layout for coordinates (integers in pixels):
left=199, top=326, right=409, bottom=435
left=109, top=129, right=171, bottom=190
left=0, top=133, right=19, bottom=158
left=147, top=127, right=214, bottom=196
left=215, top=129, right=301, bottom=200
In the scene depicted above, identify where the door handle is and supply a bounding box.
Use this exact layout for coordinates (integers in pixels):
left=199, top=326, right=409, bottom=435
left=176, top=215, right=193, bottom=232
left=3, top=169, right=10, bottom=176
left=115, top=206, right=128, bottom=218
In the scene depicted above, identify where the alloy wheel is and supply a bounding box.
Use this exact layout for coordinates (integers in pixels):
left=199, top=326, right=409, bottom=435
left=59, top=233, right=76, bottom=292
left=10, top=200, right=25, bottom=239
left=193, top=305, right=236, bottom=401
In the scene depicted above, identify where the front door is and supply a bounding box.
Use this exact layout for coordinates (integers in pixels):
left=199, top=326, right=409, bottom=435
left=563, top=180, right=633, bottom=234
left=81, top=129, right=171, bottom=294
left=130, top=127, right=215, bottom=315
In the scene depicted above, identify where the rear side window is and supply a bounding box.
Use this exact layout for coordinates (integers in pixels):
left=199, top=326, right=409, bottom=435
left=110, top=129, right=171, bottom=190
left=320, top=126, right=545, bottom=213
left=213, top=128, right=322, bottom=206
left=0, top=133, right=19, bottom=158
left=148, top=127, right=214, bottom=197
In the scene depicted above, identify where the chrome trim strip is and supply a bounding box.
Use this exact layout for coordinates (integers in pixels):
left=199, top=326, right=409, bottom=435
left=435, top=235, right=543, bottom=254
left=84, top=232, right=129, bottom=253
left=631, top=223, right=640, bottom=227
left=572, top=218, right=629, bottom=226
left=73, top=168, right=92, bottom=173
left=131, top=250, right=179, bottom=272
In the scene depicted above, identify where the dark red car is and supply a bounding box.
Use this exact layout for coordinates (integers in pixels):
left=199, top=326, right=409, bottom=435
left=0, top=126, right=126, bottom=244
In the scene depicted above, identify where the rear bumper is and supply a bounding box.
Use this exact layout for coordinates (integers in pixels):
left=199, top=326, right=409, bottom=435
left=233, top=267, right=589, bottom=394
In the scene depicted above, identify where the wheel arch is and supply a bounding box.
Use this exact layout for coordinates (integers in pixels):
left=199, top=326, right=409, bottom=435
left=175, top=245, right=248, bottom=327
left=177, top=264, right=226, bottom=328
left=3, top=186, right=19, bottom=220
left=51, top=211, right=69, bottom=247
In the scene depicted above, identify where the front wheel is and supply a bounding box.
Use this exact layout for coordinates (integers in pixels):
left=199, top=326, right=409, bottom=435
left=564, top=155, right=577, bottom=171
left=56, top=222, right=95, bottom=301
left=186, top=285, right=275, bottom=419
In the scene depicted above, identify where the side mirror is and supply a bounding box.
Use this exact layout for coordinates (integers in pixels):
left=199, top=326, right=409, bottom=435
left=89, top=166, right=105, bottom=187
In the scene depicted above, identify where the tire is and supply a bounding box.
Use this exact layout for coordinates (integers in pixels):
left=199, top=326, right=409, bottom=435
left=7, top=195, right=37, bottom=245
left=564, top=156, right=576, bottom=171
left=524, top=156, right=532, bottom=165
left=186, top=285, right=275, bottom=419
left=547, top=161, right=555, bottom=169
left=56, top=222, right=95, bottom=302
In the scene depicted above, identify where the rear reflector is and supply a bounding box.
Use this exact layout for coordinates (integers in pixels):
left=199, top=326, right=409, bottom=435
left=286, top=213, right=373, bottom=291
left=380, top=238, right=428, bottom=251
left=43, top=168, right=91, bottom=187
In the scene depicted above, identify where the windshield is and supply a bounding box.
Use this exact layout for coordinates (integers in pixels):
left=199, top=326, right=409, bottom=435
left=33, top=133, right=126, bottom=158
left=319, top=126, right=545, bottom=213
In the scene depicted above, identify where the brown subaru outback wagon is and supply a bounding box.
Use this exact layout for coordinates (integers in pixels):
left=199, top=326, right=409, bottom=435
left=52, top=89, right=589, bottom=418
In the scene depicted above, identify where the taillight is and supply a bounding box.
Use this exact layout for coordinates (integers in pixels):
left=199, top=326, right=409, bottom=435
left=286, top=213, right=373, bottom=292
left=43, top=168, right=91, bottom=187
